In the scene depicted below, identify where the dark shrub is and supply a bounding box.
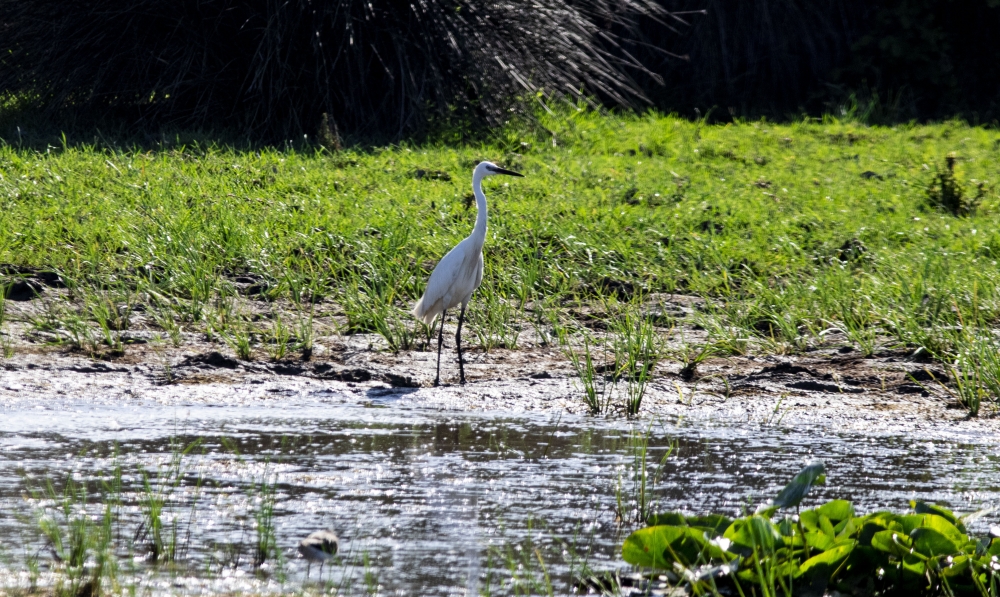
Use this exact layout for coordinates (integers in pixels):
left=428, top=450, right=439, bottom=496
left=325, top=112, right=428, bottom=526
left=0, top=0, right=677, bottom=141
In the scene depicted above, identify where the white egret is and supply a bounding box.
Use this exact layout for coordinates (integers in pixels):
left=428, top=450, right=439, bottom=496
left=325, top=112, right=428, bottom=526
left=412, top=161, right=524, bottom=386
left=298, top=529, right=339, bottom=578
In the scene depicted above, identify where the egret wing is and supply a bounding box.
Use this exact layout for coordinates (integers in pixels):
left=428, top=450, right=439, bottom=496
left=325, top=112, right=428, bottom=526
left=412, top=238, right=483, bottom=324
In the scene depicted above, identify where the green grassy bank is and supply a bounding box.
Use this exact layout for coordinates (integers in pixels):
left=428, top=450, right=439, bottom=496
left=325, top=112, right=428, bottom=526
left=0, top=111, right=999, bottom=410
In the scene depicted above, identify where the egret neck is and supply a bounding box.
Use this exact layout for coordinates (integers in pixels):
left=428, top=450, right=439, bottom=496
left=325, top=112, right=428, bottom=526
left=470, top=168, right=489, bottom=247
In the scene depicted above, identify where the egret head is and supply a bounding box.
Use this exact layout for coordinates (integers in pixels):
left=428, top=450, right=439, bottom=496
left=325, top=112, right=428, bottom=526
left=475, top=161, right=524, bottom=178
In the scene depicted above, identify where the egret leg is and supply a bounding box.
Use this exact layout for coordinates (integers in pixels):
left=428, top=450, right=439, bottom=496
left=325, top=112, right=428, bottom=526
left=306, top=562, right=311, bottom=579
left=434, top=310, right=447, bottom=387
left=456, top=304, right=467, bottom=384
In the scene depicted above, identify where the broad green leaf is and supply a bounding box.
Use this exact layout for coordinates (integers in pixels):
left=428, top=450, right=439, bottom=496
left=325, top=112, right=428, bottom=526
left=769, top=461, right=826, bottom=510
left=799, top=509, right=819, bottom=531
left=872, top=530, right=914, bottom=558
left=772, top=558, right=801, bottom=579
left=797, top=541, right=855, bottom=579
left=941, top=554, right=971, bottom=577
left=899, top=514, right=926, bottom=534
left=805, top=529, right=836, bottom=551
left=859, top=520, right=900, bottom=546
left=835, top=517, right=859, bottom=539
left=776, top=517, right=798, bottom=538
left=818, top=514, right=836, bottom=538
left=623, top=525, right=719, bottom=569
left=622, top=525, right=686, bottom=569
left=912, top=513, right=967, bottom=545
left=989, top=538, right=1000, bottom=556
left=670, top=528, right=715, bottom=564
left=911, top=501, right=957, bottom=525
left=725, top=516, right=783, bottom=555
left=911, top=527, right=959, bottom=557
left=866, top=512, right=903, bottom=530
left=902, top=553, right=927, bottom=576
left=686, top=514, right=733, bottom=537
left=817, top=499, right=854, bottom=522
left=646, top=512, right=685, bottom=527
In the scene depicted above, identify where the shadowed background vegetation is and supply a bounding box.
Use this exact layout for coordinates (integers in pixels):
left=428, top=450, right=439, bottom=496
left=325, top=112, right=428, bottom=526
left=0, top=0, right=676, bottom=142
left=2, top=0, right=999, bottom=144
left=649, top=0, right=1000, bottom=123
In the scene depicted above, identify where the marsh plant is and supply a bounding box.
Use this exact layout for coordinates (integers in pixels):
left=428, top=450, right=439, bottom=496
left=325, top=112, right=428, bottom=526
left=34, top=475, right=116, bottom=597
left=218, top=312, right=256, bottom=360
left=295, top=305, right=316, bottom=359
left=926, top=153, right=985, bottom=216
left=564, top=300, right=659, bottom=416
left=265, top=310, right=292, bottom=361
left=615, top=423, right=674, bottom=526
left=564, top=333, right=614, bottom=415
left=622, top=462, right=1000, bottom=597
left=943, top=331, right=1000, bottom=416
left=249, top=467, right=282, bottom=572
left=470, top=272, right=523, bottom=351
left=483, top=519, right=555, bottom=597
left=341, top=274, right=417, bottom=352
left=609, top=302, right=659, bottom=415
left=135, top=438, right=203, bottom=562
left=15, top=437, right=300, bottom=595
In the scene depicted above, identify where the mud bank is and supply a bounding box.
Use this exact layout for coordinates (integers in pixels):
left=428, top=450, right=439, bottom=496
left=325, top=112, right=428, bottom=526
left=0, top=287, right=994, bottom=431
left=0, top=335, right=993, bottom=435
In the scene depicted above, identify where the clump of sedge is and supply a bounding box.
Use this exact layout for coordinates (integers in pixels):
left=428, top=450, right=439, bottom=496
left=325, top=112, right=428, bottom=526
left=926, top=153, right=984, bottom=216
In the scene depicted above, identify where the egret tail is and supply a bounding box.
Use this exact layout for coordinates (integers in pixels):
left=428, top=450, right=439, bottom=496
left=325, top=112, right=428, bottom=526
left=412, top=295, right=442, bottom=326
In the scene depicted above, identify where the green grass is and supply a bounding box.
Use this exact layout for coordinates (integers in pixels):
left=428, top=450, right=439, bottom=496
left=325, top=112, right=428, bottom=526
left=1, top=109, right=1000, bottom=411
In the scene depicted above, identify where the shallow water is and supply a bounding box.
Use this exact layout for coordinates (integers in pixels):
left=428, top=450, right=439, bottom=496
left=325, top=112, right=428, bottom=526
left=1, top=390, right=999, bottom=595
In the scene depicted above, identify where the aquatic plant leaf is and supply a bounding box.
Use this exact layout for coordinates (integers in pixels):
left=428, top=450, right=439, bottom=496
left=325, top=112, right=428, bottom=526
left=776, top=516, right=798, bottom=538
left=902, top=553, right=927, bottom=576
left=646, top=512, right=686, bottom=527
left=623, top=525, right=685, bottom=568
left=768, top=461, right=826, bottom=511
left=941, top=554, right=971, bottom=577
left=805, top=529, right=836, bottom=551
left=858, top=519, right=899, bottom=546
left=911, top=500, right=958, bottom=525
left=797, top=540, right=855, bottom=579
left=912, top=514, right=967, bottom=546
left=872, top=530, right=914, bottom=558
left=623, top=525, right=719, bottom=569
left=899, top=514, right=928, bottom=534
left=685, top=514, right=733, bottom=537
left=818, top=514, right=836, bottom=538
left=817, top=499, right=854, bottom=523
left=799, top=509, right=820, bottom=531
left=833, top=516, right=859, bottom=539
left=910, top=528, right=959, bottom=557
left=725, top=515, right=783, bottom=555
left=866, top=512, right=903, bottom=529
left=988, top=538, right=1000, bottom=556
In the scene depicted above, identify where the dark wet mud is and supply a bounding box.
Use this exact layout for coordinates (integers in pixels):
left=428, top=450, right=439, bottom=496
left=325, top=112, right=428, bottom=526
left=0, top=336, right=991, bottom=435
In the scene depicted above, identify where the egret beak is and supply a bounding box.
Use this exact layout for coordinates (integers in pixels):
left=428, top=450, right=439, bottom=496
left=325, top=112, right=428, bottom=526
left=487, top=165, right=524, bottom=177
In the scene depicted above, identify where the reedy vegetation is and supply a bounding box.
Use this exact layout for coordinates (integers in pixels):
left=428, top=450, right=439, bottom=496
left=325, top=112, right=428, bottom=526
left=1, top=110, right=999, bottom=412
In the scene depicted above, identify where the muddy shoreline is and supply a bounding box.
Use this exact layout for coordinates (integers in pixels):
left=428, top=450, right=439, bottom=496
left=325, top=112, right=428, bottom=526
left=0, top=285, right=995, bottom=432
left=0, top=334, right=994, bottom=435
